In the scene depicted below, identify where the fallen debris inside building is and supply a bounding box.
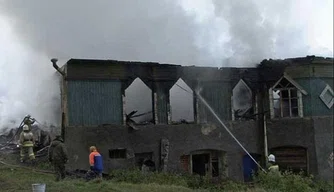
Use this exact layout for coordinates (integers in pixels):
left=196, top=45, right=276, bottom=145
left=50, top=55, right=333, bottom=182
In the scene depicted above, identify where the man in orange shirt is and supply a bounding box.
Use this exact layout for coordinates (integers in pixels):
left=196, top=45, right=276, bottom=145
left=88, top=146, right=103, bottom=180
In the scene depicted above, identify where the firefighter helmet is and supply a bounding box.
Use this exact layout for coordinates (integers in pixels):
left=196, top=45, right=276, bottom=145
left=22, top=125, right=29, bottom=131
left=268, top=154, right=276, bottom=162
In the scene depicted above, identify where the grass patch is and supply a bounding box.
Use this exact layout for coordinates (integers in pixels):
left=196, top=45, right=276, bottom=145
left=0, top=164, right=208, bottom=192
left=0, top=155, right=332, bottom=192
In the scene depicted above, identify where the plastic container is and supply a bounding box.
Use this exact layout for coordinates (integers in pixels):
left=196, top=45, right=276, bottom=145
left=32, top=183, right=46, bottom=192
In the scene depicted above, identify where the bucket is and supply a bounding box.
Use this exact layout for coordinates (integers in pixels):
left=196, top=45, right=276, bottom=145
left=32, top=183, right=46, bottom=192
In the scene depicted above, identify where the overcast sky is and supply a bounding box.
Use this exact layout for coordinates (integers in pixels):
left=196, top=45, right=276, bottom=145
left=0, top=0, right=333, bottom=129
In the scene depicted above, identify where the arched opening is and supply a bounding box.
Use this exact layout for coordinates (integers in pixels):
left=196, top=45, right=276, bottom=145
left=242, top=153, right=261, bottom=182
left=269, top=74, right=307, bottom=119
left=125, top=78, right=153, bottom=124
left=169, top=78, right=194, bottom=123
left=270, top=146, right=308, bottom=174
left=232, top=79, right=253, bottom=120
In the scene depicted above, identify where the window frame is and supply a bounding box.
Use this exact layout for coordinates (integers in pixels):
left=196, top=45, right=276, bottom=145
left=109, top=149, right=127, bottom=159
left=319, top=84, right=334, bottom=109
left=269, top=73, right=307, bottom=119
left=231, top=79, right=253, bottom=121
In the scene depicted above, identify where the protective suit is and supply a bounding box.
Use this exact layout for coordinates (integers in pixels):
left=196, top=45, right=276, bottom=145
left=23, top=115, right=36, bottom=131
left=267, top=154, right=280, bottom=173
left=48, top=136, right=68, bottom=181
left=19, top=125, right=35, bottom=162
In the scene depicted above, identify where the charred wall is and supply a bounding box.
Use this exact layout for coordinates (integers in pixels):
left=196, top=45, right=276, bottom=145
left=313, top=116, right=333, bottom=181
left=60, top=56, right=333, bottom=181
left=266, top=118, right=318, bottom=175
left=64, top=121, right=261, bottom=181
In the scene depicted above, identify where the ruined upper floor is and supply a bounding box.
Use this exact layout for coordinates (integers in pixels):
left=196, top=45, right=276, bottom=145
left=54, top=55, right=333, bottom=127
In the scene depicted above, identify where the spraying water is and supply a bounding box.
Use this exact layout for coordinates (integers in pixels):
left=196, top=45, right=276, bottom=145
left=195, top=89, right=266, bottom=172
left=175, top=82, right=266, bottom=171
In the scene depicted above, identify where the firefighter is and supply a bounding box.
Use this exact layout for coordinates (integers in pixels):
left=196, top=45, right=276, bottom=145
left=267, top=154, right=279, bottom=172
left=86, top=146, right=103, bottom=181
left=19, top=125, right=35, bottom=163
left=23, top=114, right=36, bottom=131
left=48, top=136, right=68, bottom=181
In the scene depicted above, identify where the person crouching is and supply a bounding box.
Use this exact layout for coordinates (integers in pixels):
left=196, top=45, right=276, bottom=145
left=86, top=146, right=103, bottom=181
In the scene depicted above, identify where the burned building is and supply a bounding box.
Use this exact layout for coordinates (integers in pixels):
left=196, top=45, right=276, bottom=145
left=53, top=55, right=333, bottom=181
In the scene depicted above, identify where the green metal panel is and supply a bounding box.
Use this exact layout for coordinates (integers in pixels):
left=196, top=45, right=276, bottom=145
left=309, top=78, right=334, bottom=116
left=67, top=80, right=123, bottom=126
left=311, top=64, right=334, bottom=78
left=199, top=82, right=232, bottom=122
left=156, top=88, right=168, bottom=124
left=294, top=78, right=312, bottom=117
left=285, top=65, right=311, bottom=78
left=295, top=78, right=334, bottom=117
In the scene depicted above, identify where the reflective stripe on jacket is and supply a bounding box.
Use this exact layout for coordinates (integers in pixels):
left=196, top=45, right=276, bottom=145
left=268, top=164, right=279, bottom=172
left=22, top=141, right=34, bottom=147
left=19, top=132, right=34, bottom=147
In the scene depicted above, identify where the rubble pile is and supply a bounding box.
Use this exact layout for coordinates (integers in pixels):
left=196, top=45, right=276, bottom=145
left=0, top=124, right=56, bottom=157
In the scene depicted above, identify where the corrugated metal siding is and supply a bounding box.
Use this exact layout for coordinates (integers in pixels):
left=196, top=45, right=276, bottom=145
left=272, top=147, right=308, bottom=174
left=156, top=88, right=168, bottom=124
left=295, top=78, right=334, bottom=117
left=309, top=78, right=334, bottom=116
left=311, top=64, right=334, bottom=78
left=67, top=80, right=123, bottom=126
left=285, top=65, right=311, bottom=78
left=199, top=82, right=232, bottom=122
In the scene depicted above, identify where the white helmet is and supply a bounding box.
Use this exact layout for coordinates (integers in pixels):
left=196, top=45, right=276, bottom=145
left=23, top=125, right=29, bottom=131
left=268, top=154, right=275, bottom=162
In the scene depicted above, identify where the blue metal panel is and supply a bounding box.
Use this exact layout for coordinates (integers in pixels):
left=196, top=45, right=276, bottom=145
left=67, top=80, right=123, bottom=126
left=243, top=154, right=261, bottom=182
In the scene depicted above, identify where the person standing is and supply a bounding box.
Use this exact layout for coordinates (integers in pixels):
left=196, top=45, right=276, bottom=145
left=267, top=154, right=279, bottom=173
left=48, top=136, right=68, bottom=181
left=19, top=125, right=35, bottom=163
left=88, top=146, right=103, bottom=180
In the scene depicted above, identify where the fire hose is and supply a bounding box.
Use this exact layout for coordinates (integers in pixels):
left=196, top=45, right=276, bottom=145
left=176, top=83, right=266, bottom=172
left=0, top=116, right=46, bottom=150
left=0, top=159, right=54, bottom=174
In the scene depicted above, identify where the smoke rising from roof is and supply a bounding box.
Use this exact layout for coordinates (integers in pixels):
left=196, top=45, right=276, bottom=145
left=0, top=0, right=332, bottom=129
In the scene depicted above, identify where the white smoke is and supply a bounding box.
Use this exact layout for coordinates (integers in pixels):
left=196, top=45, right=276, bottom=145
left=0, top=0, right=333, bottom=130
left=0, top=17, right=60, bottom=131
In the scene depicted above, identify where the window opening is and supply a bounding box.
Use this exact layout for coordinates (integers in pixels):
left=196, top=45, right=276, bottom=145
left=170, top=78, right=194, bottom=123
left=135, top=152, right=155, bottom=172
left=109, top=149, right=127, bottom=159
left=232, top=79, right=253, bottom=120
left=125, top=78, right=153, bottom=125
left=270, top=75, right=306, bottom=118
left=192, top=153, right=210, bottom=176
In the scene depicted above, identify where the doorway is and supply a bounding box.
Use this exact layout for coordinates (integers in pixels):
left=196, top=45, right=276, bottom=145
left=192, top=153, right=210, bottom=176
left=243, top=153, right=261, bottom=182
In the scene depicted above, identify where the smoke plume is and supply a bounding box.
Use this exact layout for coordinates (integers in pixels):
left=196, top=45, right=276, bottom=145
left=0, top=0, right=332, bottom=130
